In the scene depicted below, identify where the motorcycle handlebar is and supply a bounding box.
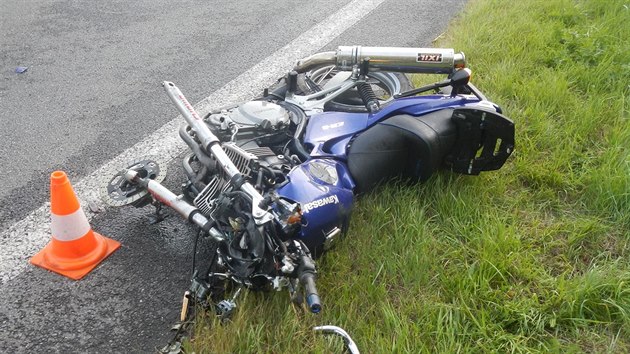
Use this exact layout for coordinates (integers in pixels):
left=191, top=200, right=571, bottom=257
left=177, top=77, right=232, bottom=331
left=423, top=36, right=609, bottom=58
left=302, top=272, right=322, bottom=313
left=298, top=255, right=322, bottom=313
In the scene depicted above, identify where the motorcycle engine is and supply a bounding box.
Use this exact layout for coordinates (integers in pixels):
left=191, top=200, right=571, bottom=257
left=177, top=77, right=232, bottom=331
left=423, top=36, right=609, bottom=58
left=186, top=100, right=305, bottom=288
left=190, top=100, right=300, bottom=217
left=206, top=100, right=292, bottom=143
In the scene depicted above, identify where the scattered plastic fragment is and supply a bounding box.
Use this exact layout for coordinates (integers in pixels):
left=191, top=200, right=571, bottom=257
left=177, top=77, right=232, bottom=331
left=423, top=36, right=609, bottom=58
left=159, top=341, right=182, bottom=354
left=15, top=67, right=28, bottom=74
left=88, top=201, right=104, bottom=213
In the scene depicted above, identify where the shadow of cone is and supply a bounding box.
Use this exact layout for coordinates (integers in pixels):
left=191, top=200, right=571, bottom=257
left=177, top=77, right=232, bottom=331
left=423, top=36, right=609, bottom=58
left=30, top=171, right=120, bottom=280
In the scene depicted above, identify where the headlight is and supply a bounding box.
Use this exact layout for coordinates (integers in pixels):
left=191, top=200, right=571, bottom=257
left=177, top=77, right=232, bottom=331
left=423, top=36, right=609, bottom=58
left=308, top=160, right=339, bottom=185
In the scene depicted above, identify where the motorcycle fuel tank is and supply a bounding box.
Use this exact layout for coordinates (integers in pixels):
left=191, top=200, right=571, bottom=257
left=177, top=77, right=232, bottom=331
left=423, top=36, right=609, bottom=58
left=303, top=111, right=369, bottom=158
left=276, top=158, right=354, bottom=253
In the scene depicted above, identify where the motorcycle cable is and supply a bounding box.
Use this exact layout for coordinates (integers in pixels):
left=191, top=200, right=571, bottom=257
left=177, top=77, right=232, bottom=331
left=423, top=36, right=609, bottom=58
left=235, top=130, right=291, bottom=148
left=276, top=101, right=310, bottom=161
left=163, top=268, right=205, bottom=353
left=191, top=228, right=203, bottom=278
left=162, top=221, right=227, bottom=353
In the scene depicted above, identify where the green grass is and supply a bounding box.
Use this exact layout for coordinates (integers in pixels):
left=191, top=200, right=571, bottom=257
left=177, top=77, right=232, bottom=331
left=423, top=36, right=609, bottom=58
left=190, top=0, right=630, bottom=352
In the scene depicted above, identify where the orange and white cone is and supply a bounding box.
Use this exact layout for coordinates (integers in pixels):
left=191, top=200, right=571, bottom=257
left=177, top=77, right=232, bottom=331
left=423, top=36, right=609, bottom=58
left=30, top=171, right=121, bottom=280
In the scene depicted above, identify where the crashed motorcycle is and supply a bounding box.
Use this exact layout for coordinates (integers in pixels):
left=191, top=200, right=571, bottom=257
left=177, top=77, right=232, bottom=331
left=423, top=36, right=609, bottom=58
left=102, top=46, right=514, bottom=327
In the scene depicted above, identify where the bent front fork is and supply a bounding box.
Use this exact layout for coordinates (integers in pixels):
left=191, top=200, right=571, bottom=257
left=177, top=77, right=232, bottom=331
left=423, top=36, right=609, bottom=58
left=122, top=169, right=225, bottom=242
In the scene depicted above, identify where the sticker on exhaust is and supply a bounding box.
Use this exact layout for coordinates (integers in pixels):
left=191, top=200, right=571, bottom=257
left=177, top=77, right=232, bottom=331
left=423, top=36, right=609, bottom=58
left=417, top=53, right=443, bottom=62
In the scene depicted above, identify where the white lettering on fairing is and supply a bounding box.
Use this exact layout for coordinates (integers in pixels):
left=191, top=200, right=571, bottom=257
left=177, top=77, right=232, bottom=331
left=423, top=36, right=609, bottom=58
left=301, top=195, right=340, bottom=213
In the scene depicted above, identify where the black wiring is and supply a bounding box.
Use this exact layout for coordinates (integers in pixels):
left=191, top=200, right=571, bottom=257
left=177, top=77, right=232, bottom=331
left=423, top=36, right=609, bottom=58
left=191, top=228, right=203, bottom=278
left=282, top=138, right=293, bottom=154
left=289, top=108, right=305, bottom=127
left=236, top=131, right=291, bottom=147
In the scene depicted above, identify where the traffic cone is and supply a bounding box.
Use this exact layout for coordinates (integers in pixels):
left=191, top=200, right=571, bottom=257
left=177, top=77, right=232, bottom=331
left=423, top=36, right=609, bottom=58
left=30, top=171, right=120, bottom=280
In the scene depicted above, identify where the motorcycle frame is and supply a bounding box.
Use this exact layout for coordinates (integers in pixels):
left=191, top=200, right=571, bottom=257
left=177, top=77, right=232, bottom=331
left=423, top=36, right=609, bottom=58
left=111, top=47, right=513, bottom=320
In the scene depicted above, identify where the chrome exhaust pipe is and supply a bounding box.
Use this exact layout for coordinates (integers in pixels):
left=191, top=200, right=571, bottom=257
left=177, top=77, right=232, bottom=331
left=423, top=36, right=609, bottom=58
left=293, top=51, right=337, bottom=73
left=294, top=46, right=465, bottom=74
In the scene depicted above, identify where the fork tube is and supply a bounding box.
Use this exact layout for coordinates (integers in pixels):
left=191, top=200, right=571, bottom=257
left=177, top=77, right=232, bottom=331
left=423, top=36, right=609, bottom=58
left=162, top=81, right=271, bottom=223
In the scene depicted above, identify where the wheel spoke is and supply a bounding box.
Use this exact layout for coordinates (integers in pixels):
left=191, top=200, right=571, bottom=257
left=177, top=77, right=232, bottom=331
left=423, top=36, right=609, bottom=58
left=315, top=66, right=336, bottom=85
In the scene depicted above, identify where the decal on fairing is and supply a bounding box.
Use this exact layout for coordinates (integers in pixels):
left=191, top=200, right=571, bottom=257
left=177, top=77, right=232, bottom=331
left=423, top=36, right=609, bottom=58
left=322, top=122, right=345, bottom=130
left=417, top=53, right=443, bottom=63
left=302, top=195, right=340, bottom=213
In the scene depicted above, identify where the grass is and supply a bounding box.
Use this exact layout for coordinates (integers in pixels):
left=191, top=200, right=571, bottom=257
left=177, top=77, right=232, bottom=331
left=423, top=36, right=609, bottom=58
left=189, top=0, right=630, bottom=352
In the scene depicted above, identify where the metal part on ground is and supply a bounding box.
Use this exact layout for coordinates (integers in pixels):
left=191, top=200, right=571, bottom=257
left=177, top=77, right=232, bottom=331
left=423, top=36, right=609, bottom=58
left=313, top=325, right=360, bottom=354
left=100, top=157, right=167, bottom=207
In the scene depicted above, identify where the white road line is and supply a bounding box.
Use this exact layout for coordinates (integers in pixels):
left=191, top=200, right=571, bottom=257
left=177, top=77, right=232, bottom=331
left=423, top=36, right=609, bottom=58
left=0, top=0, right=386, bottom=285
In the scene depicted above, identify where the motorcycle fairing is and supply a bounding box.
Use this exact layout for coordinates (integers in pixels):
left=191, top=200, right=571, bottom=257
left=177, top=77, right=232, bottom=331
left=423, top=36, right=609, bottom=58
left=276, top=159, right=354, bottom=252
left=304, top=95, right=482, bottom=158
left=365, top=95, right=480, bottom=126
left=303, top=111, right=369, bottom=159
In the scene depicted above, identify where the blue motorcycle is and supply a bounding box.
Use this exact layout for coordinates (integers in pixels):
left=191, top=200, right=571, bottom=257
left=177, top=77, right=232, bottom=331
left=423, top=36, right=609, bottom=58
left=102, top=46, right=514, bottom=323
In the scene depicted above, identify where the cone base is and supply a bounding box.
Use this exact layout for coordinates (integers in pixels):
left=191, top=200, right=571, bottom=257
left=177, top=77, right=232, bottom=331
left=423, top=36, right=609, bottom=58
left=30, top=232, right=121, bottom=280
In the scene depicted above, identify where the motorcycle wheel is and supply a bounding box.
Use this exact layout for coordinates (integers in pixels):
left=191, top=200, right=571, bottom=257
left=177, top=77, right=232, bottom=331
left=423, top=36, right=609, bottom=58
left=297, top=65, right=413, bottom=113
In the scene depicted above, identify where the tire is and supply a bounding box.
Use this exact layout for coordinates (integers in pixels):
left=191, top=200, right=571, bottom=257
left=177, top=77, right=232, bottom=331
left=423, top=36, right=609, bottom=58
left=297, top=65, right=413, bottom=113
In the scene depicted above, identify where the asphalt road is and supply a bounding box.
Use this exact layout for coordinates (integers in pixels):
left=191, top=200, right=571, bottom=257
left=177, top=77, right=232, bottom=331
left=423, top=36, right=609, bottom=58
left=0, top=0, right=466, bottom=352
left=0, top=0, right=352, bottom=230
